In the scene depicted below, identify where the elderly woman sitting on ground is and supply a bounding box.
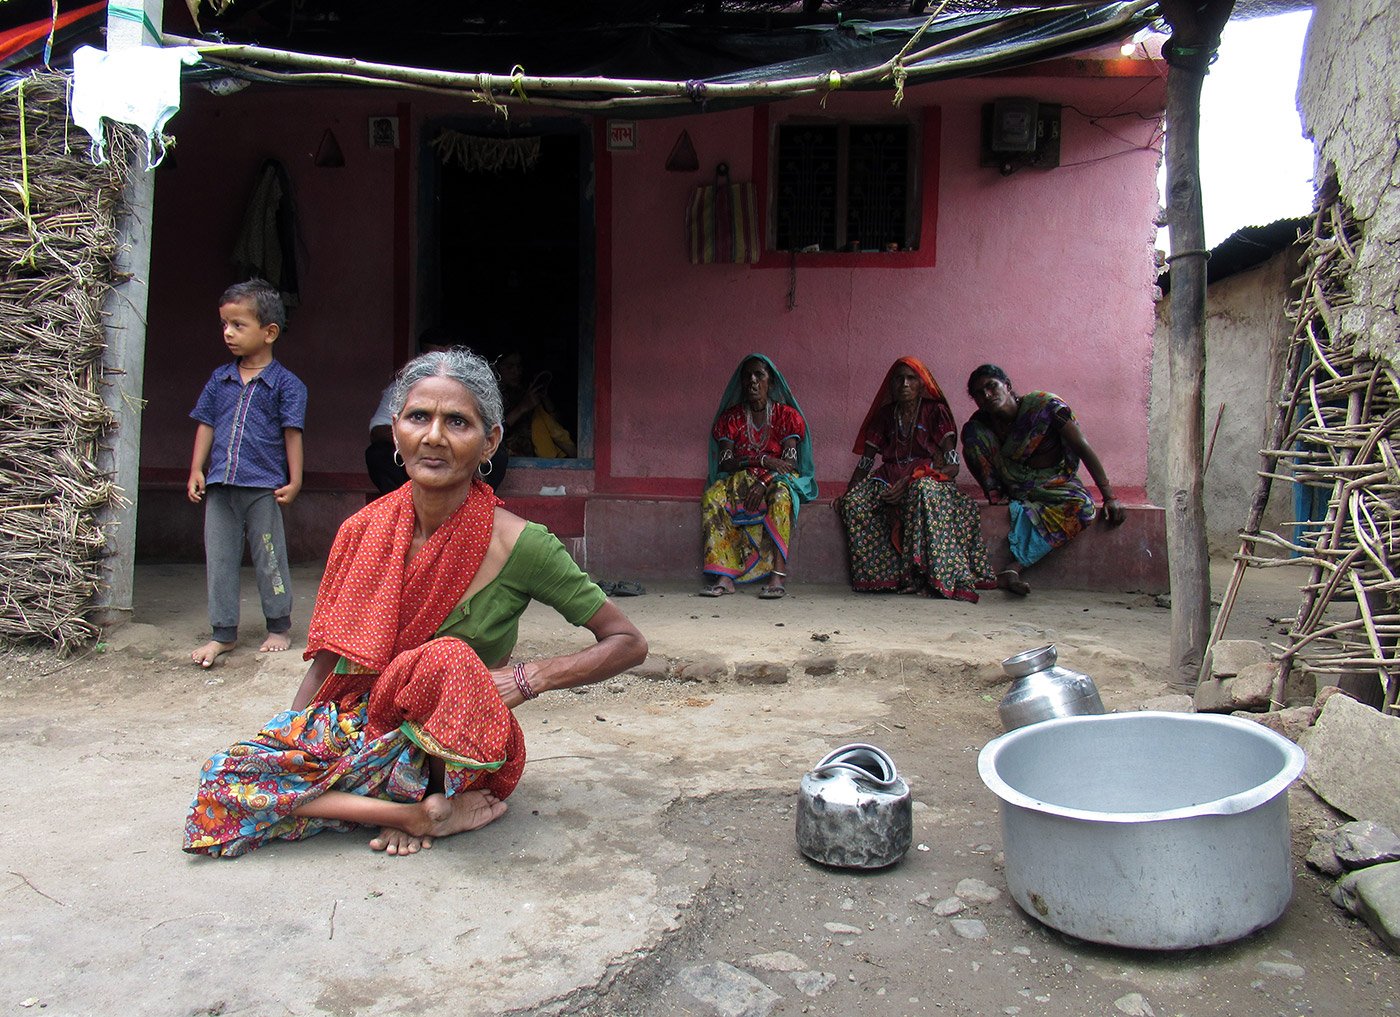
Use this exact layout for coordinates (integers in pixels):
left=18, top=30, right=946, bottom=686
left=960, top=363, right=1125, bottom=596
left=700, top=354, right=816, bottom=599
left=836, top=357, right=997, bottom=601
left=184, top=347, right=647, bottom=858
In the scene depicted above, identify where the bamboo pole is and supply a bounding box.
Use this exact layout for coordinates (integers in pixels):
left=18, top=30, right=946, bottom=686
left=159, top=1, right=1157, bottom=111
left=1159, top=0, right=1234, bottom=688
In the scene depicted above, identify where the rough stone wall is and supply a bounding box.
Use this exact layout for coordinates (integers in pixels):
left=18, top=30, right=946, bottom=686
left=1298, top=0, right=1400, bottom=363
left=1148, top=251, right=1297, bottom=555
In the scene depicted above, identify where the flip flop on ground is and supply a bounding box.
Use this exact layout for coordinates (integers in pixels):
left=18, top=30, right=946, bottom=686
left=758, top=586, right=787, bottom=599
left=699, top=584, right=734, bottom=597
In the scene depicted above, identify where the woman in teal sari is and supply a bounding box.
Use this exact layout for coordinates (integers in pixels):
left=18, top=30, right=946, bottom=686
left=701, top=354, right=817, bottom=598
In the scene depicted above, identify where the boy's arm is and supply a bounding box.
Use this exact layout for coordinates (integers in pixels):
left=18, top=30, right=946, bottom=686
left=187, top=423, right=215, bottom=503
left=276, top=428, right=304, bottom=505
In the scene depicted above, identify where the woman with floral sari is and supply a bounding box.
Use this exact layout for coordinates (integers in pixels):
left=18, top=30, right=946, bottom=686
left=183, top=348, right=647, bottom=858
left=836, top=357, right=997, bottom=600
left=700, top=354, right=816, bottom=599
left=961, top=364, right=1125, bottom=595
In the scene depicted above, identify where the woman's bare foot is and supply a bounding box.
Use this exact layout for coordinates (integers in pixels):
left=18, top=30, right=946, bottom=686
left=259, top=631, right=292, bottom=653
left=364, top=790, right=506, bottom=854
left=369, top=827, right=431, bottom=855
left=423, top=789, right=508, bottom=839
left=997, top=569, right=1031, bottom=597
left=191, top=639, right=236, bottom=668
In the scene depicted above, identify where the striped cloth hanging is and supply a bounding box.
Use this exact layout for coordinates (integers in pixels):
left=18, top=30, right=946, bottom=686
left=687, top=163, right=761, bottom=264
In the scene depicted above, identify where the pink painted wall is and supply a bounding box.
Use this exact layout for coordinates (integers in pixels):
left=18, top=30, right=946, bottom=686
left=605, top=76, right=1164, bottom=494
left=143, top=87, right=403, bottom=481
left=138, top=66, right=1163, bottom=559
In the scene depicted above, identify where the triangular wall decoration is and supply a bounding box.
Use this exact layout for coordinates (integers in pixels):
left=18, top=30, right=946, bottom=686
left=314, top=128, right=346, bottom=168
left=665, top=129, right=699, bottom=172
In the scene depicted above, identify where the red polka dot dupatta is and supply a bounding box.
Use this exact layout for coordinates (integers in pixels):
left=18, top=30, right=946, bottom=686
left=305, top=480, right=500, bottom=673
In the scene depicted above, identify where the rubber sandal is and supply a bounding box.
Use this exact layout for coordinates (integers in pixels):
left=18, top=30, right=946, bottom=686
left=758, top=586, right=787, bottom=599
left=699, top=584, right=733, bottom=597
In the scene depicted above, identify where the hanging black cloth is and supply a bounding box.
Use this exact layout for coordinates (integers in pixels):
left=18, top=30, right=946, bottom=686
left=233, top=158, right=301, bottom=306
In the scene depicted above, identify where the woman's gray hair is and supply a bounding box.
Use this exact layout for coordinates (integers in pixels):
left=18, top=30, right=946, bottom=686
left=391, top=347, right=504, bottom=436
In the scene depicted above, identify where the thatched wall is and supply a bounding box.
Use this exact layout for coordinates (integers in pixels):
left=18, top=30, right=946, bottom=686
left=0, top=72, right=134, bottom=651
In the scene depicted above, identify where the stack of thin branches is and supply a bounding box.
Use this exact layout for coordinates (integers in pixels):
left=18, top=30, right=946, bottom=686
left=0, top=72, right=136, bottom=651
left=1218, top=196, right=1400, bottom=712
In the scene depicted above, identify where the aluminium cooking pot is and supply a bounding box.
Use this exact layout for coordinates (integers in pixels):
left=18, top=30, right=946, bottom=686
left=978, top=711, right=1306, bottom=949
left=796, top=743, right=912, bottom=869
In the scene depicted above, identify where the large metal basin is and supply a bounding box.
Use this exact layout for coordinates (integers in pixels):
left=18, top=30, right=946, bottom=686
left=977, top=712, right=1306, bottom=949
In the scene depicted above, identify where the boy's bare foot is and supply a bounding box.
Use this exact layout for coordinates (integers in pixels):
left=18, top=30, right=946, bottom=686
left=369, top=827, right=432, bottom=855
left=259, top=631, right=292, bottom=653
left=192, top=639, right=236, bottom=669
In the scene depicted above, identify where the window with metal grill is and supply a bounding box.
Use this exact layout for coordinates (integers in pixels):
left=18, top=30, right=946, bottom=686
left=773, top=121, right=917, bottom=253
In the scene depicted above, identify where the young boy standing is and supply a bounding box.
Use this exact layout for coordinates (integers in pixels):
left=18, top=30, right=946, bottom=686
left=187, top=279, right=308, bottom=668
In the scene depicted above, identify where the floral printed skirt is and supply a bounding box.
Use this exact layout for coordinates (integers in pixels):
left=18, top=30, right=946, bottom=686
left=840, top=478, right=996, bottom=601
left=701, top=473, right=793, bottom=583
left=183, top=696, right=492, bottom=858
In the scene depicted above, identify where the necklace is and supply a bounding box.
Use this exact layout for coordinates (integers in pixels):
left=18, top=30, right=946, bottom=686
left=893, top=397, right=920, bottom=463
left=745, top=401, right=772, bottom=451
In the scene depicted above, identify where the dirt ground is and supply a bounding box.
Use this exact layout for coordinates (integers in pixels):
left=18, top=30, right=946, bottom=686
left=0, top=562, right=1396, bottom=1017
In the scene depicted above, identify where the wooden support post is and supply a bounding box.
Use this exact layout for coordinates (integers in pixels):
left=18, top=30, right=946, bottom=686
left=1158, top=0, right=1234, bottom=688
left=91, top=0, right=165, bottom=627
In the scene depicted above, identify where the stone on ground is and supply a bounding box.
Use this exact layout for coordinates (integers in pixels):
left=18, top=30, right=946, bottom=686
left=1332, top=862, right=1400, bottom=952
left=676, top=961, right=783, bottom=1017
left=1208, top=639, right=1270, bottom=678
left=734, top=661, right=791, bottom=685
left=743, top=951, right=806, bottom=973
left=1114, top=992, right=1155, bottom=1016
left=628, top=655, right=671, bottom=681
left=1333, top=820, right=1400, bottom=869
left=1301, top=694, right=1400, bottom=832
left=788, top=970, right=836, bottom=997
left=671, top=652, right=728, bottom=682
left=1233, top=705, right=1314, bottom=743
left=949, top=918, right=988, bottom=940
left=1306, top=828, right=1344, bottom=877
left=1229, top=661, right=1278, bottom=709
left=955, top=878, right=1002, bottom=904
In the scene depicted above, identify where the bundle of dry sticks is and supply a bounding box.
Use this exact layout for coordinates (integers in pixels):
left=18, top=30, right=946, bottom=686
left=1212, top=194, right=1400, bottom=713
left=0, top=73, right=137, bottom=651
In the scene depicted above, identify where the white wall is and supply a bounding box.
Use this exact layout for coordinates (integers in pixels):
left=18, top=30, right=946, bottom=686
left=1149, top=251, right=1296, bottom=555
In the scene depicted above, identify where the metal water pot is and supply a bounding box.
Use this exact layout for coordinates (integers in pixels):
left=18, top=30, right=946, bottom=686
left=795, top=743, right=912, bottom=869
left=998, top=644, right=1106, bottom=731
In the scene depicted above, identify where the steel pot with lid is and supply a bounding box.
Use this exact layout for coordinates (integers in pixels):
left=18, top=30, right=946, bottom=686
left=998, top=644, right=1105, bottom=731
left=795, top=743, right=912, bottom=869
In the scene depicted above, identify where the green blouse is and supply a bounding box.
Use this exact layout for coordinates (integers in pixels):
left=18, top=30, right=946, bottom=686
left=433, top=523, right=606, bottom=667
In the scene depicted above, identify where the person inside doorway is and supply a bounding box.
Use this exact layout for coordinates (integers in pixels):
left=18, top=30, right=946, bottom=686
left=497, top=351, right=576, bottom=458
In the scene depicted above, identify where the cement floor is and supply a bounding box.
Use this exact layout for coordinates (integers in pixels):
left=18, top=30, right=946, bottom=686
left=1, top=562, right=1393, bottom=1016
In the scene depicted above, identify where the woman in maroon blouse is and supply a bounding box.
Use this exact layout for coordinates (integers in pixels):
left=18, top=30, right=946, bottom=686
left=836, top=357, right=996, bottom=601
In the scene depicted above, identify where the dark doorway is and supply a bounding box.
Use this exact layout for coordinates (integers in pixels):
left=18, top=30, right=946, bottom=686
left=428, top=125, right=593, bottom=463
